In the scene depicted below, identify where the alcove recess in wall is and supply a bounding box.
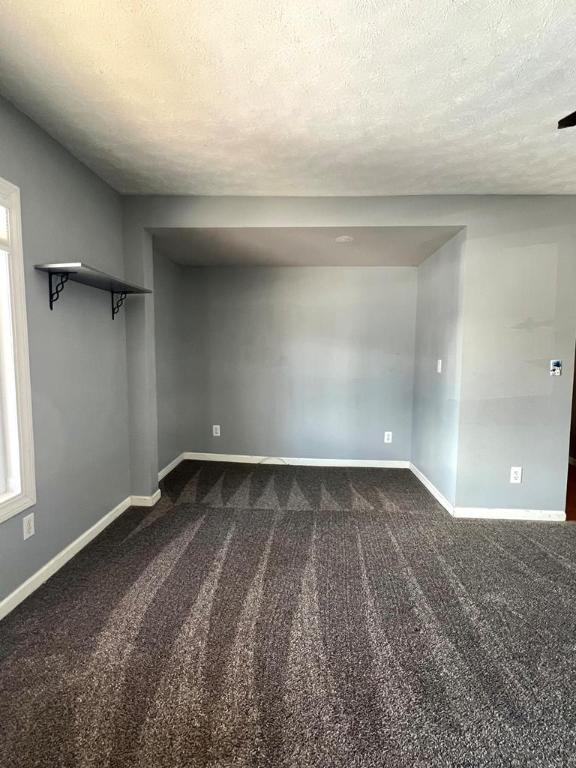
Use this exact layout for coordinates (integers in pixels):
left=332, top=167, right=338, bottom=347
left=35, top=263, right=151, bottom=319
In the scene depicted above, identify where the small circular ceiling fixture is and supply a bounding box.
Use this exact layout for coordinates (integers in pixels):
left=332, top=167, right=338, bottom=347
left=335, top=235, right=354, bottom=243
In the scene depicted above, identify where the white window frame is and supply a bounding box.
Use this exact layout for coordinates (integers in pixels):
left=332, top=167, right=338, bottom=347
left=0, top=176, right=35, bottom=523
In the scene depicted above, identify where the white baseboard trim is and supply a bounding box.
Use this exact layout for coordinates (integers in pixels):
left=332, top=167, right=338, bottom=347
left=158, top=455, right=567, bottom=522
left=0, top=490, right=161, bottom=621
left=158, top=453, right=186, bottom=481
left=0, top=494, right=137, bottom=621
left=158, top=452, right=409, bottom=478
left=452, top=507, right=565, bottom=522
left=409, top=463, right=454, bottom=514
left=408, top=464, right=565, bottom=522
left=130, top=490, right=162, bottom=507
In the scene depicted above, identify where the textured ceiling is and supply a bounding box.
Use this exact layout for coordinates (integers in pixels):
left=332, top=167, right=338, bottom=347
left=1, top=1, right=576, bottom=195
left=153, top=227, right=463, bottom=266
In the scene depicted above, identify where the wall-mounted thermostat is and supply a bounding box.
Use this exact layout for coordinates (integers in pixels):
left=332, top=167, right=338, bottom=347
left=550, top=360, right=562, bottom=376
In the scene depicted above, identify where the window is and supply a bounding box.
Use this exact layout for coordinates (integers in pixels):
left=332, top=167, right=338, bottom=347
left=0, top=177, right=35, bottom=523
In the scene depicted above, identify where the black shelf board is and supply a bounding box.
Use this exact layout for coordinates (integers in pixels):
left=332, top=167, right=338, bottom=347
left=34, top=263, right=151, bottom=295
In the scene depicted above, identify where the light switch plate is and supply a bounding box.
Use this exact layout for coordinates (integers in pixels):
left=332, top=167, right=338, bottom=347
left=212, top=424, right=221, bottom=437
left=437, top=359, right=443, bottom=374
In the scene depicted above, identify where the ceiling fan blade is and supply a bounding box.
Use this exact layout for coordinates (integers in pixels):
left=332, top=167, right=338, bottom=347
left=558, top=110, right=576, bottom=129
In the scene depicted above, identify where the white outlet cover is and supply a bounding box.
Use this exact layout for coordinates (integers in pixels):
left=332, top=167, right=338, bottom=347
left=23, top=512, right=35, bottom=540
left=212, top=424, right=221, bottom=437
left=510, top=466, right=523, bottom=484
left=437, top=359, right=443, bottom=373
left=384, top=431, right=393, bottom=444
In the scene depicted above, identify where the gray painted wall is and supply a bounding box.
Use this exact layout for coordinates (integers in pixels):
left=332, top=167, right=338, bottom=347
left=154, top=266, right=417, bottom=463
left=130, top=195, right=576, bottom=513
left=0, top=107, right=574, bottom=608
left=154, top=253, right=194, bottom=469
left=2, top=94, right=573, bottom=610
left=456, top=231, right=576, bottom=511
left=0, top=96, right=131, bottom=601
left=123, top=218, right=158, bottom=496
left=412, top=233, right=464, bottom=504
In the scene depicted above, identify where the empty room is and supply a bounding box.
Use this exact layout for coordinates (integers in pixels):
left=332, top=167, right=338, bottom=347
left=1, top=2, right=576, bottom=766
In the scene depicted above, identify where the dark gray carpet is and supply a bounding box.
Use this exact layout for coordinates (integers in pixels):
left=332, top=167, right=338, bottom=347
left=2, top=461, right=576, bottom=767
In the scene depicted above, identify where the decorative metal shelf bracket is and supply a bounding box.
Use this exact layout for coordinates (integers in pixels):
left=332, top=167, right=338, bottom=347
left=49, top=272, right=70, bottom=310
left=36, top=263, right=151, bottom=319
left=111, top=291, right=128, bottom=320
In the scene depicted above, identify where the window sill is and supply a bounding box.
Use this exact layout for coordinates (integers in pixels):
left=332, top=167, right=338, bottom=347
left=0, top=490, right=36, bottom=524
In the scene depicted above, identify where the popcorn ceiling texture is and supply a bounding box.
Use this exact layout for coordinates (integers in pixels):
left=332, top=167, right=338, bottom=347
left=0, top=1, right=576, bottom=195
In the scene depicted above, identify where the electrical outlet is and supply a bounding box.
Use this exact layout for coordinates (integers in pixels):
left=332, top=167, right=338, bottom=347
left=23, top=512, right=35, bottom=540
left=212, top=424, right=221, bottom=437
left=384, top=431, right=393, bottom=444
left=437, top=359, right=443, bottom=374
left=510, top=466, right=523, bottom=484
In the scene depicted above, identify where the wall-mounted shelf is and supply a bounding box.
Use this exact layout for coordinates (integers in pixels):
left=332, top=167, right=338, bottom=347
left=34, top=263, right=152, bottom=319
